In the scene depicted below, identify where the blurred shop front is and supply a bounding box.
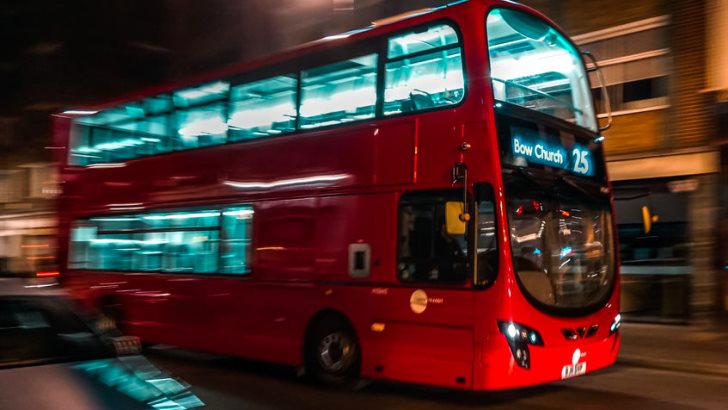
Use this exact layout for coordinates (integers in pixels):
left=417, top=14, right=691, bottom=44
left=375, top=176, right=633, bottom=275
left=0, top=212, right=57, bottom=275
left=719, top=102, right=728, bottom=317
left=614, top=179, right=691, bottom=322
left=0, top=162, right=59, bottom=276
left=609, top=150, right=719, bottom=323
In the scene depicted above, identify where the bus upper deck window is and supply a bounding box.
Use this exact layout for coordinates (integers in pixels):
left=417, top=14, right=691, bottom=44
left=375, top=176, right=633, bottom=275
left=299, top=54, right=378, bottom=129
left=228, top=75, right=297, bottom=141
left=384, top=23, right=465, bottom=116
left=486, top=8, right=597, bottom=132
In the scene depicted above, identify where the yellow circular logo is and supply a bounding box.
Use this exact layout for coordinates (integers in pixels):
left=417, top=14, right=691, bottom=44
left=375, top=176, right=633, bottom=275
left=410, top=289, right=428, bottom=314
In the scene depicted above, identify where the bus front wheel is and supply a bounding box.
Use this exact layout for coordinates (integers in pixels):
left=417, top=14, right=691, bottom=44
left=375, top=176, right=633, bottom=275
left=306, top=315, right=361, bottom=387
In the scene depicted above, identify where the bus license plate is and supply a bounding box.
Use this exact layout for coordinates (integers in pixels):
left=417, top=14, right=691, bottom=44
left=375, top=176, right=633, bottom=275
left=561, top=362, right=586, bottom=379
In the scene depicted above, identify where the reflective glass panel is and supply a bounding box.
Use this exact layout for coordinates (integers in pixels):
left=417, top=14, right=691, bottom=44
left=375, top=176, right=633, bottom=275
left=300, top=54, right=378, bottom=129
left=70, top=206, right=253, bottom=275
left=70, top=95, right=176, bottom=166
left=505, top=175, right=615, bottom=310
left=220, top=207, right=254, bottom=274
left=384, top=47, right=465, bottom=115
left=228, top=75, right=297, bottom=141
left=158, top=230, right=220, bottom=273
left=140, top=210, right=220, bottom=230
left=387, top=24, right=459, bottom=59
left=69, top=81, right=232, bottom=165
left=174, top=102, right=228, bottom=150
left=475, top=192, right=498, bottom=286
left=487, top=9, right=597, bottom=131
left=398, top=191, right=468, bottom=283
left=173, top=81, right=230, bottom=107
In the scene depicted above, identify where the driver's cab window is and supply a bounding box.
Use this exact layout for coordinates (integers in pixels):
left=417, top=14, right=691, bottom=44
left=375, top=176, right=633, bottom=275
left=475, top=185, right=498, bottom=286
left=398, top=191, right=468, bottom=283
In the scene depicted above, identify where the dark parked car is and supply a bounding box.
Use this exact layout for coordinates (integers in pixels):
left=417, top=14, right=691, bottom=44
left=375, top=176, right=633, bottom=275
left=0, top=277, right=204, bottom=409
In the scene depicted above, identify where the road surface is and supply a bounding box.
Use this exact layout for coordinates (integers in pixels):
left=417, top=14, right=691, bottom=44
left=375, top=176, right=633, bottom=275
left=146, top=348, right=728, bottom=410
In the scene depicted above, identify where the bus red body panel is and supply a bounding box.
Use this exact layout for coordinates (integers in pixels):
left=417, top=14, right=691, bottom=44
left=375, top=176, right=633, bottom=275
left=54, top=0, right=620, bottom=391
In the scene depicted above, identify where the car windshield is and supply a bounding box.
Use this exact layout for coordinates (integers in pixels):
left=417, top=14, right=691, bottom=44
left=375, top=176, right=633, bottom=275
left=487, top=8, right=598, bottom=132
left=0, top=296, right=113, bottom=368
left=505, top=173, right=615, bottom=311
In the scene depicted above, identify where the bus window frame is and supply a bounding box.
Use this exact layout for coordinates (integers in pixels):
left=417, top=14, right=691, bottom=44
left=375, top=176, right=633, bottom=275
left=483, top=5, right=600, bottom=137
left=472, top=183, right=499, bottom=290
left=379, top=19, right=468, bottom=120
left=68, top=204, right=255, bottom=278
left=66, top=19, right=469, bottom=168
left=499, top=167, right=617, bottom=317
left=396, top=189, right=474, bottom=288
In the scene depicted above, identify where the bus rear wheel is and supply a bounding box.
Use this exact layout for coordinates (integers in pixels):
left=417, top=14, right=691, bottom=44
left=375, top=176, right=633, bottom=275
left=306, top=316, right=360, bottom=387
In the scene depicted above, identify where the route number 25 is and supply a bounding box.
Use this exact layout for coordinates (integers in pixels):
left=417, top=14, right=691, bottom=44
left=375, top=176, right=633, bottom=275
left=572, top=149, right=590, bottom=175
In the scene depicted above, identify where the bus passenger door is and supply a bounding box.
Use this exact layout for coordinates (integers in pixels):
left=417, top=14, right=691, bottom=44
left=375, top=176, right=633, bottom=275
left=361, top=190, right=478, bottom=389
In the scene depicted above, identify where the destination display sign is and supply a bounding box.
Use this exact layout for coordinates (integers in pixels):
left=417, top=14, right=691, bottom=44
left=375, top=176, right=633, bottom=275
left=510, top=126, right=595, bottom=177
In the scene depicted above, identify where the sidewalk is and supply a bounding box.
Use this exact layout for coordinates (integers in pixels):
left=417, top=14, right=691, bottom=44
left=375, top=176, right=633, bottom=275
left=618, top=322, right=728, bottom=377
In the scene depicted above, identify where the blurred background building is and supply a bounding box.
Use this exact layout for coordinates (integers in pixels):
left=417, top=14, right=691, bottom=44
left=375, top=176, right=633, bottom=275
left=2, top=0, right=728, bottom=323
left=526, top=0, right=728, bottom=323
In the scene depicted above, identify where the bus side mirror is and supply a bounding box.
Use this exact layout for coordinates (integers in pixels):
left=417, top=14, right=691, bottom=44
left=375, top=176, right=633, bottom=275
left=582, top=51, right=612, bottom=132
left=446, top=201, right=468, bottom=235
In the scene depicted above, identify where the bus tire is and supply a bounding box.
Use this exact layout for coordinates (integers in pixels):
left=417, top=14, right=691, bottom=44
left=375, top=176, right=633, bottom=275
left=305, top=314, right=361, bottom=388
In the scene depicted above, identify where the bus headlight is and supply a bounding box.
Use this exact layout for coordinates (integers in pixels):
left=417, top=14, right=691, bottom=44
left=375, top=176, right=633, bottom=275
left=609, top=314, right=621, bottom=335
left=497, top=321, right=544, bottom=369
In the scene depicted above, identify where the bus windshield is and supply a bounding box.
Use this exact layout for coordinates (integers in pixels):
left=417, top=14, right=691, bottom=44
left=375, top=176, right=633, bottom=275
left=487, top=8, right=598, bottom=132
left=505, top=172, right=615, bottom=312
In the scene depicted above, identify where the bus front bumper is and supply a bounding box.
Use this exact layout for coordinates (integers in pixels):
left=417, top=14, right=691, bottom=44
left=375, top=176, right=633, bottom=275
left=475, top=331, right=620, bottom=391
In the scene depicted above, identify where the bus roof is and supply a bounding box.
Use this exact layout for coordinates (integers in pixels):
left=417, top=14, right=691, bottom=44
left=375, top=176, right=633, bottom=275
left=57, top=0, right=549, bottom=117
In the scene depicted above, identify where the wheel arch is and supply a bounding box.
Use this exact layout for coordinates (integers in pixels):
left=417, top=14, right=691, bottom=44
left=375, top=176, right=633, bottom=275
left=302, top=308, right=361, bottom=370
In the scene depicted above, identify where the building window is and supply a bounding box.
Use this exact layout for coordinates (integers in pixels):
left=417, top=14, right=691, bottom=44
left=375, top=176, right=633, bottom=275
left=613, top=179, right=691, bottom=321
left=575, top=18, right=670, bottom=114
left=622, top=77, right=668, bottom=103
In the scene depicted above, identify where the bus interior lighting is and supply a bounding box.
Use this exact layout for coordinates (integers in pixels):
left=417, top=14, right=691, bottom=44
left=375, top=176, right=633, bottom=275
left=63, top=110, right=99, bottom=115
left=223, top=174, right=350, bottom=190
left=143, top=212, right=220, bottom=221
left=87, top=163, right=127, bottom=169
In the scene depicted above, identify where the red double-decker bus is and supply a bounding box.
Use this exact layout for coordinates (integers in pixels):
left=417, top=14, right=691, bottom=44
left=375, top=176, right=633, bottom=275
left=53, top=0, right=620, bottom=390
